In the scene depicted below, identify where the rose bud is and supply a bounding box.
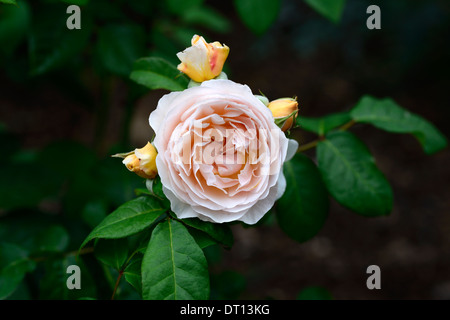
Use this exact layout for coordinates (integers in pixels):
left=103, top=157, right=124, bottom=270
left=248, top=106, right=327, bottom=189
left=114, top=142, right=158, bottom=179
left=176, top=35, right=229, bottom=83
left=268, top=97, right=299, bottom=132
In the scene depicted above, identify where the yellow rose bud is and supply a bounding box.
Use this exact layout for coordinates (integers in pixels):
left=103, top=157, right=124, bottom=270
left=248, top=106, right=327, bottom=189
left=177, top=35, right=230, bottom=83
left=268, top=98, right=299, bottom=132
left=123, top=154, right=142, bottom=174
left=134, top=142, right=158, bottom=179
left=115, top=142, right=158, bottom=179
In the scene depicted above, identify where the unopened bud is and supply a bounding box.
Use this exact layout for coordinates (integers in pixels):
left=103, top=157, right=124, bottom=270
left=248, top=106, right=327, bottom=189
left=255, top=95, right=269, bottom=106
left=113, top=142, right=158, bottom=179
left=177, top=35, right=230, bottom=83
left=268, top=97, right=299, bottom=132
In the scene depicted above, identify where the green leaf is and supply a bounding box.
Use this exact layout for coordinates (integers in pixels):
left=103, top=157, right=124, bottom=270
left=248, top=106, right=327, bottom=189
left=33, top=225, right=70, bottom=253
left=130, top=57, right=189, bottom=91
left=0, top=0, right=17, bottom=5
left=276, top=154, right=329, bottom=243
left=304, top=0, right=346, bottom=23
left=29, top=6, right=92, bottom=75
left=178, top=217, right=234, bottom=248
left=182, top=7, right=232, bottom=34
left=124, top=254, right=143, bottom=294
left=317, top=131, right=393, bottom=216
left=145, top=176, right=170, bottom=208
left=94, top=239, right=129, bottom=271
left=299, top=112, right=351, bottom=136
left=126, top=229, right=153, bottom=255
left=188, top=228, right=217, bottom=249
left=96, top=24, right=146, bottom=77
left=233, top=0, right=281, bottom=35
left=141, top=219, right=209, bottom=300
left=350, top=96, right=448, bottom=155
left=297, top=286, right=332, bottom=300
left=0, top=243, right=36, bottom=300
left=80, top=196, right=166, bottom=249
left=134, top=188, right=152, bottom=197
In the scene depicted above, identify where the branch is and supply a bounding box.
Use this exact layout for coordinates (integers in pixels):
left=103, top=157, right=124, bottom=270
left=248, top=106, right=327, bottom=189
left=296, top=120, right=357, bottom=153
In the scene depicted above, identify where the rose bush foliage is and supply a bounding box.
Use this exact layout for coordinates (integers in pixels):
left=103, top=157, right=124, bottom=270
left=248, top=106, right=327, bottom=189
left=0, top=0, right=447, bottom=301
left=79, top=34, right=447, bottom=300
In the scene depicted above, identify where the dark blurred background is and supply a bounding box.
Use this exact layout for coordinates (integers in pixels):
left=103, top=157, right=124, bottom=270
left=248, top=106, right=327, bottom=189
left=1, top=0, right=449, bottom=299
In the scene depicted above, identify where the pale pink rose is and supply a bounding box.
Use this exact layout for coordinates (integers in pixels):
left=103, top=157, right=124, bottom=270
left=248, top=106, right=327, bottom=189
left=149, top=79, right=298, bottom=224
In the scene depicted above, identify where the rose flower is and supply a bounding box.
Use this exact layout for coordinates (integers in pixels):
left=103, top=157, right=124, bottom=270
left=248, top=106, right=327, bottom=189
left=149, top=79, right=298, bottom=224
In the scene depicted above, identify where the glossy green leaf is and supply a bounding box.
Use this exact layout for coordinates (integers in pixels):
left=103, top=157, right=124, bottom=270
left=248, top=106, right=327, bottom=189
left=96, top=24, right=146, bottom=77
left=141, top=219, right=209, bottom=300
left=178, top=217, right=233, bottom=248
left=124, top=254, right=143, bottom=294
left=0, top=243, right=36, bottom=300
left=130, top=57, right=189, bottom=91
left=126, top=228, right=154, bottom=255
left=234, top=0, right=281, bottom=35
left=304, top=0, right=346, bottom=23
left=276, top=154, right=329, bottom=243
left=299, top=112, right=351, bottom=136
left=188, top=228, right=217, bottom=249
left=145, top=176, right=170, bottom=208
left=350, top=96, right=447, bottom=154
left=134, top=188, right=152, bottom=197
left=317, top=131, right=393, bottom=216
left=297, top=286, right=332, bottom=300
left=95, top=239, right=129, bottom=271
left=80, top=196, right=166, bottom=249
